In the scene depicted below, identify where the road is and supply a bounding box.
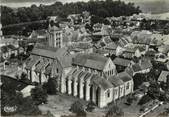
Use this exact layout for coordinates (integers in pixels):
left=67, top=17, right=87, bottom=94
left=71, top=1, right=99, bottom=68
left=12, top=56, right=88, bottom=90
left=145, top=102, right=169, bottom=117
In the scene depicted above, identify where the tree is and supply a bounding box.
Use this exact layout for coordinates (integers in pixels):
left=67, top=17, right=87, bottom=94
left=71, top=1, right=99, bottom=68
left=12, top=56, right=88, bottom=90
left=43, top=78, right=58, bottom=95
left=138, top=95, right=152, bottom=105
left=96, top=8, right=109, bottom=18
left=2, top=1, right=142, bottom=35
left=20, top=72, right=31, bottom=84
left=106, top=105, right=124, bottom=117
left=86, top=101, right=96, bottom=112
left=17, top=96, right=41, bottom=115
left=1, top=91, right=41, bottom=116
left=31, top=86, right=48, bottom=105
left=70, top=101, right=86, bottom=116
left=148, top=81, right=161, bottom=99
left=166, top=75, right=169, bottom=90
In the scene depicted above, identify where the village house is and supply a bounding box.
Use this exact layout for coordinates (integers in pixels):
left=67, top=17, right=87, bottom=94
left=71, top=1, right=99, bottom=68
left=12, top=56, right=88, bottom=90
left=125, top=58, right=152, bottom=76
left=103, top=36, right=112, bottom=44
left=81, top=11, right=91, bottom=24
left=165, top=61, right=169, bottom=71
left=104, top=42, right=118, bottom=55
left=113, top=57, right=133, bottom=73
left=154, top=53, right=168, bottom=63
left=68, top=42, right=93, bottom=54
left=0, top=44, right=24, bottom=59
left=95, top=49, right=109, bottom=57
left=67, top=14, right=83, bottom=25
left=0, top=38, right=19, bottom=48
left=158, top=71, right=169, bottom=84
left=20, top=85, right=35, bottom=98
left=118, top=36, right=131, bottom=47
left=120, top=47, right=138, bottom=59
left=129, top=30, right=152, bottom=49
left=0, top=19, right=3, bottom=39
left=158, top=45, right=169, bottom=57
left=29, top=29, right=48, bottom=39
left=119, top=45, right=148, bottom=59
left=1, top=75, right=30, bottom=95
left=93, top=23, right=102, bottom=32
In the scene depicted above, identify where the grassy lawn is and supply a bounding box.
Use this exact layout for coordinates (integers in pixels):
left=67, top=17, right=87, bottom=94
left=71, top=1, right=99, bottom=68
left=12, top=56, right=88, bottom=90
left=39, top=93, right=88, bottom=117
left=38, top=93, right=141, bottom=117
left=117, top=98, right=141, bottom=117
left=39, top=93, right=106, bottom=117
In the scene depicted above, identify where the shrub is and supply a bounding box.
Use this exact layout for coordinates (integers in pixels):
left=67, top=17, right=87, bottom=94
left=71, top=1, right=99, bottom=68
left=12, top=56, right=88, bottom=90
left=20, top=72, right=31, bottom=84
left=43, top=78, right=58, bottom=95
left=106, top=105, right=124, bottom=117
left=138, top=95, right=152, bottom=105
left=86, top=101, right=96, bottom=112
left=70, top=101, right=86, bottom=116
left=31, top=86, right=48, bottom=105
left=1, top=91, right=41, bottom=116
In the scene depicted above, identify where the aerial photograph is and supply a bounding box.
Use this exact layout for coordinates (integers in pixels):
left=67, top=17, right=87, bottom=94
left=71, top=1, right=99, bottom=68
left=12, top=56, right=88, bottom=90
left=0, top=0, right=169, bottom=117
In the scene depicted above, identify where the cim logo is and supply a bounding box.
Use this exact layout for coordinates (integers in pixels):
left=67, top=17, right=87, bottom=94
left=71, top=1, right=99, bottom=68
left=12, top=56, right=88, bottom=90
left=4, top=106, right=17, bottom=113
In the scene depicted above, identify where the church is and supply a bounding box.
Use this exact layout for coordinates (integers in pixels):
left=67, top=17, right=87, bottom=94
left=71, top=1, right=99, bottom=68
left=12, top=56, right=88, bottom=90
left=24, top=17, right=134, bottom=108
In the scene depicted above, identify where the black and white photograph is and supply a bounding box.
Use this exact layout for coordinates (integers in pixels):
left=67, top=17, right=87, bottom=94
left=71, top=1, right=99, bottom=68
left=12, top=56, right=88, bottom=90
left=0, top=0, right=169, bottom=117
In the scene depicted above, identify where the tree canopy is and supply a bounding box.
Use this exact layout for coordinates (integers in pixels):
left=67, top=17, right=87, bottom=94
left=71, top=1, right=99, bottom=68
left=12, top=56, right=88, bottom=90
left=31, top=86, right=48, bottom=105
left=43, top=78, right=58, bottom=95
left=70, top=101, right=86, bottom=116
left=106, top=105, right=124, bottom=117
left=1, top=0, right=141, bottom=26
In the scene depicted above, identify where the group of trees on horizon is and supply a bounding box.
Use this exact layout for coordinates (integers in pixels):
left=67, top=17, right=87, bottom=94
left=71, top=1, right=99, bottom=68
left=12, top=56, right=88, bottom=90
left=1, top=0, right=141, bottom=26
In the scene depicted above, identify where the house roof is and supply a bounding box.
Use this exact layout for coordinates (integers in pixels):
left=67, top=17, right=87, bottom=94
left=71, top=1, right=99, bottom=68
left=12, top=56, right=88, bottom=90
left=25, top=55, right=40, bottom=69
left=68, top=42, right=92, bottom=50
left=30, top=29, right=47, bottom=38
left=72, top=53, right=109, bottom=70
left=105, top=42, right=117, bottom=50
left=102, top=36, right=112, bottom=45
left=131, top=30, right=152, bottom=45
left=132, top=64, right=142, bottom=72
left=123, top=47, right=136, bottom=53
left=0, top=38, right=18, bottom=45
left=158, top=45, right=169, bottom=54
left=91, top=74, right=113, bottom=90
left=108, top=76, right=124, bottom=87
left=95, top=49, right=109, bottom=55
left=132, top=37, right=151, bottom=45
left=71, top=31, right=79, bottom=42
left=158, top=71, right=169, bottom=83
left=118, top=37, right=130, bottom=47
left=34, top=58, right=49, bottom=72
left=44, top=64, right=52, bottom=75
left=1, top=75, right=28, bottom=91
left=31, top=45, right=72, bottom=68
left=166, top=61, right=169, bottom=65
left=113, top=57, right=131, bottom=67
left=20, top=85, right=35, bottom=97
left=126, top=58, right=152, bottom=74
left=117, top=72, right=133, bottom=82
left=125, top=67, right=134, bottom=77
left=31, top=46, right=58, bottom=59
left=6, top=45, right=17, bottom=50
left=1, top=45, right=18, bottom=53
left=93, top=23, right=102, bottom=29
left=1, top=46, right=8, bottom=53
left=139, top=59, right=153, bottom=70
